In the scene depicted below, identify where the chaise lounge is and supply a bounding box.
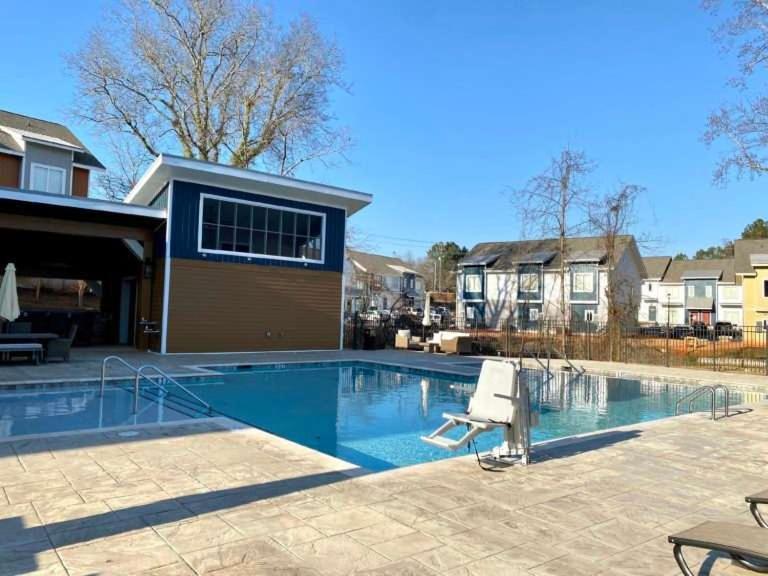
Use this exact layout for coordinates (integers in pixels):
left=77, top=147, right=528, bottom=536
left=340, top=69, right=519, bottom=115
left=668, top=490, right=768, bottom=574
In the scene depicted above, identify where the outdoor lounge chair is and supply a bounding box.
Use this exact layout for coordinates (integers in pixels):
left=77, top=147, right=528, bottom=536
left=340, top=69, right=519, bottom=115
left=748, top=489, right=768, bottom=528
left=46, top=324, right=78, bottom=363
left=668, top=490, right=768, bottom=574
left=421, top=360, right=526, bottom=460
left=668, top=521, right=768, bottom=574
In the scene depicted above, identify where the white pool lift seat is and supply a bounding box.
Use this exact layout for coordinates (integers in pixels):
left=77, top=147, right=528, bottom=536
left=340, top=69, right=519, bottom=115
left=421, top=360, right=529, bottom=464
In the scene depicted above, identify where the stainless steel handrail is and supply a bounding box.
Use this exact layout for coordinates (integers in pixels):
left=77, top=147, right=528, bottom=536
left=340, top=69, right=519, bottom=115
left=100, top=355, right=169, bottom=414
left=134, top=365, right=211, bottom=414
left=675, top=384, right=730, bottom=420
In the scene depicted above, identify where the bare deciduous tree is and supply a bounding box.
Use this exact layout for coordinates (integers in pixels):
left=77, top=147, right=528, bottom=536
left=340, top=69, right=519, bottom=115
left=588, top=184, right=643, bottom=360
left=69, top=0, right=349, bottom=197
left=703, top=0, right=768, bottom=182
left=513, top=148, right=594, bottom=348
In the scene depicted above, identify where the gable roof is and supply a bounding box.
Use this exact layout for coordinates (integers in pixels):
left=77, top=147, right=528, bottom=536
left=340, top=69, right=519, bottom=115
left=0, top=110, right=104, bottom=170
left=663, top=258, right=735, bottom=283
left=347, top=250, right=421, bottom=277
left=734, top=239, right=768, bottom=274
left=642, top=256, right=671, bottom=280
left=460, top=235, right=637, bottom=271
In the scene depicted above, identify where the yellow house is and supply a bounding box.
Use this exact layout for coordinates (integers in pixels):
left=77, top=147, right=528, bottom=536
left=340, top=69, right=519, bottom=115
left=735, top=239, right=768, bottom=331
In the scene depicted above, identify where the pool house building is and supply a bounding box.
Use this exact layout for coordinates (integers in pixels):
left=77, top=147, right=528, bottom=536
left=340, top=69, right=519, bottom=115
left=0, top=151, right=372, bottom=353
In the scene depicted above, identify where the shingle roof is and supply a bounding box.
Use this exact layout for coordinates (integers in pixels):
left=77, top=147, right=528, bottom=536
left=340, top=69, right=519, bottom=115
left=663, top=258, right=735, bottom=283
left=461, top=235, right=637, bottom=271
left=347, top=250, right=421, bottom=277
left=0, top=110, right=104, bottom=170
left=734, top=239, right=768, bottom=274
left=642, top=256, right=671, bottom=279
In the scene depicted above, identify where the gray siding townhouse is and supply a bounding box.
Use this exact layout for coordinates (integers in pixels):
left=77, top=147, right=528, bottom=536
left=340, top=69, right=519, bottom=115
left=655, top=258, right=741, bottom=327
left=456, top=236, right=645, bottom=329
left=0, top=110, right=105, bottom=197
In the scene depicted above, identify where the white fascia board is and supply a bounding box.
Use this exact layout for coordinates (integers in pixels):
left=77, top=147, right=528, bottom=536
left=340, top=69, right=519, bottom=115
left=0, top=186, right=166, bottom=219
left=125, top=153, right=373, bottom=215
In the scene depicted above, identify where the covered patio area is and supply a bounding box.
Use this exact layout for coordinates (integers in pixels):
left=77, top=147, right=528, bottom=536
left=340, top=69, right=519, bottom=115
left=0, top=187, right=166, bottom=355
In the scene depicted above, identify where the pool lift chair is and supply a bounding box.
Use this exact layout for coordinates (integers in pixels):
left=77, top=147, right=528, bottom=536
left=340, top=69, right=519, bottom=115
left=421, top=360, right=534, bottom=465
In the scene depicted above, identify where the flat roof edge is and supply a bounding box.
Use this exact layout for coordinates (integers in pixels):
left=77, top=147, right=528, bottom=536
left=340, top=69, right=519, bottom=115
left=0, top=186, right=167, bottom=219
left=125, top=154, right=372, bottom=212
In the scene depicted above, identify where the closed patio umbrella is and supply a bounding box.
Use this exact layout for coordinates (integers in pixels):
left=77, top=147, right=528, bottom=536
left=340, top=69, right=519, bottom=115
left=422, top=292, right=432, bottom=327
left=0, top=263, right=20, bottom=324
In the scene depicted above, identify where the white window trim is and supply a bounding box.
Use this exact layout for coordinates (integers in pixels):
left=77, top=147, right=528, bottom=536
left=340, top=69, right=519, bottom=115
left=572, top=271, right=594, bottom=293
left=519, top=272, right=540, bottom=293
left=197, top=192, right=327, bottom=265
left=29, top=162, right=67, bottom=195
left=464, top=274, right=483, bottom=293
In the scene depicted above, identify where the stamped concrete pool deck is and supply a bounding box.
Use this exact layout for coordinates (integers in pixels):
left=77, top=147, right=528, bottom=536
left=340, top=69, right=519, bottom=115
left=0, top=349, right=767, bottom=575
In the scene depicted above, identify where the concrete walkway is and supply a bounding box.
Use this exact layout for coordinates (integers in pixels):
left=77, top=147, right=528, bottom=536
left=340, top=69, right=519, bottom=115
left=2, top=346, right=767, bottom=392
left=0, top=403, right=766, bottom=575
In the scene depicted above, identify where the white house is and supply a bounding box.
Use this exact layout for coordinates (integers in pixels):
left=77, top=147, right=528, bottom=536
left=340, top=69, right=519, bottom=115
left=638, top=256, right=671, bottom=324
left=456, top=236, right=645, bottom=329
left=344, top=250, right=425, bottom=314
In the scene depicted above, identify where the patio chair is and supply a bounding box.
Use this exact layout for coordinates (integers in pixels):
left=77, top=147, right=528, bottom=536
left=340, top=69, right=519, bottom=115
left=668, top=522, right=768, bottom=574
left=440, top=335, right=472, bottom=355
left=46, top=324, right=78, bottom=363
left=421, top=360, right=524, bottom=455
left=395, top=330, right=419, bottom=350
left=747, top=489, right=768, bottom=528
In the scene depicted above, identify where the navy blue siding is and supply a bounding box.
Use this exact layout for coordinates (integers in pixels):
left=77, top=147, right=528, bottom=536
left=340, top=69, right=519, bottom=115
left=169, top=180, right=346, bottom=273
left=569, top=263, right=598, bottom=302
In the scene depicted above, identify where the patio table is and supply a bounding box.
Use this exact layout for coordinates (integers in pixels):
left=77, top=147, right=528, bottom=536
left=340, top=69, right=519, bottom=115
left=0, top=333, right=59, bottom=361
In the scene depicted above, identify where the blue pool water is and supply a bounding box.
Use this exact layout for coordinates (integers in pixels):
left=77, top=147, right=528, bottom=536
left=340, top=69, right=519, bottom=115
left=183, top=362, right=757, bottom=470
left=0, top=362, right=759, bottom=470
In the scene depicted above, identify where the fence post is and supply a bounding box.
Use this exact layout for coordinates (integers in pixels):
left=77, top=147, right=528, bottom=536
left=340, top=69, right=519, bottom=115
left=712, top=332, right=716, bottom=373
left=764, top=329, right=768, bottom=376
left=665, top=325, right=670, bottom=368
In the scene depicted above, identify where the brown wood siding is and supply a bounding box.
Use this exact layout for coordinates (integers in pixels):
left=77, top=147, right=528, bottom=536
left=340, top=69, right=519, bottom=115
left=166, top=258, right=341, bottom=353
left=0, top=153, right=21, bottom=188
left=71, top=167, right=89, bottom=197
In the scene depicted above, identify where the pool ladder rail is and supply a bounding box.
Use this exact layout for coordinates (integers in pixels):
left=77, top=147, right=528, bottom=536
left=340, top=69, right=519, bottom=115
left=674, top=384, right=730, bottom=421
left=100, top=355, right=212, bottom=416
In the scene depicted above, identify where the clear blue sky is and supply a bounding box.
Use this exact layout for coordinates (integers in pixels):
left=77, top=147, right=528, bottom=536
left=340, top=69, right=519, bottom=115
left=1, top=0, right=762, bottom=259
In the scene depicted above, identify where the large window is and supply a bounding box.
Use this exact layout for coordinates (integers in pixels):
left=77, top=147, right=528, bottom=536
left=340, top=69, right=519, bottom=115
left=648, top=305, right=657, bottom=322
left=572, top=272, right=594, bottom=293
left=200, top=195, right=324, bottom=262
left=465, top=274, right=482, bottom=293
left=30, top=164, right=66, bottom=194
left=519, top=272, right=539, bottom=293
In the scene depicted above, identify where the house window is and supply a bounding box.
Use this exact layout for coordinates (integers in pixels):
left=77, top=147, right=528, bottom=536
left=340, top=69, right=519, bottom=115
left=520, top=273, right=540, bottom=293
left=649, top=305, right=657, bottom=322
left=529, top=308, right=539, bottom=322
left=572, top=272, right=594, bottom=293
left=705, top=285, right=713, bottom=298
left=382, top=296, right=388, bottom=309
left=200, top=195, right=324, bottom=262
left=764, top=280, right=768, bottom=298
left=584, top=309, right=595, bottom=323
left=30, top=164, right=66, bottom=194
left=465, top=274, right=482, bottom=293
left=687, top=285, right=695, bottom=297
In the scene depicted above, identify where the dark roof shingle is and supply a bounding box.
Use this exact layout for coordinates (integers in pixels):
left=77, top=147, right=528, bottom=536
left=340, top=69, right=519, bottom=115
left=461, top=235, right=637, bottom=271
left=0, top=110, right=104, bottom=170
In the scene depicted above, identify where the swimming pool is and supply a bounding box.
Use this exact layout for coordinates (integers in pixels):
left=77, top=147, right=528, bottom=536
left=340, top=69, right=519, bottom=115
left=0, top=361, right=759, bottom=470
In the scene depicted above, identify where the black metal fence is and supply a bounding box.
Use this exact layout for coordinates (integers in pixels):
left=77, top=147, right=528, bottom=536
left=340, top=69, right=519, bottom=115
left=344, top=314, right=768, bottom=375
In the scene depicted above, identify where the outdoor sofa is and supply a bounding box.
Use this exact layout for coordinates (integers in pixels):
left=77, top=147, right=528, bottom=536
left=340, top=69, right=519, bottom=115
left=428, top=331, right=472, bottom=355
left=668, top=489, right=768, bottom=574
